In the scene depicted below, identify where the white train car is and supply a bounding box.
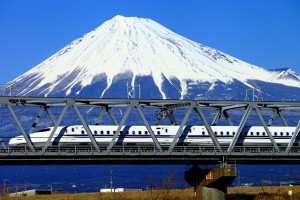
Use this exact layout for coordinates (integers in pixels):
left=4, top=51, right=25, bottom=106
left=8, top=125, right=299, bottom=147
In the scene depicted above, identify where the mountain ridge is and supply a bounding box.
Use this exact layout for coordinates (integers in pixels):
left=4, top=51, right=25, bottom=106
left=7, top=15, right=300, bottom=100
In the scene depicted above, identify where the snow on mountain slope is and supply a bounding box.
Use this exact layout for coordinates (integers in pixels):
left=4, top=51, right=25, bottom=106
left=11, top=15, right=300, bottom=99
left=267, top=68, right=300, bottom=83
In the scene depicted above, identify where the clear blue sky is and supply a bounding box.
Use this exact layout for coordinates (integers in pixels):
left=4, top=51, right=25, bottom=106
left=1, top=0, right=300, bottom=84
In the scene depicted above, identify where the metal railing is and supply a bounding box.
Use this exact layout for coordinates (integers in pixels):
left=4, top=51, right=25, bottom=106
left=1, top=145, right=299, bottom=156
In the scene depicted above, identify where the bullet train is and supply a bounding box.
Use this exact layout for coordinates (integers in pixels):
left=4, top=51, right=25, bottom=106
left=8, top=125, right=299, bottom=147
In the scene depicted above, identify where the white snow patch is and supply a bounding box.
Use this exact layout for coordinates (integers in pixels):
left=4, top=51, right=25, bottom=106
left=207, top=82, right=216, bottom=93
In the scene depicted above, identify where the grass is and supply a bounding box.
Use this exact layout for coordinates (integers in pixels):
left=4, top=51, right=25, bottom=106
left=228, top=185, right=300, bottom=200
left=1, top=186, right=300, bottom=200
left=1, top=189, right=196, bottom=200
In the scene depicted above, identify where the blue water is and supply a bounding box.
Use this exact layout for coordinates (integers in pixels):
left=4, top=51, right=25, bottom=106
left=0, top=164, right=299, bottom=193
left=0, top=165, right=187, bottom=193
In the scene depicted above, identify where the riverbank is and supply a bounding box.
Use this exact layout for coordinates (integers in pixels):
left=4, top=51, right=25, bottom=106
left=1, top=186, right=300, bottom=200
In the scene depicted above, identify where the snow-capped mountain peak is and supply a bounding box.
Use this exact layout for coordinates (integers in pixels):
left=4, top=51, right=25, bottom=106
left=269, top=68, right=300, bottom=81
left=10, top=15, right=300, bottom=100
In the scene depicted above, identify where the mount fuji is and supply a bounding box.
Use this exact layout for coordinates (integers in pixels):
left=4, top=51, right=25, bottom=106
left=9, top=15, right=300, bottom=100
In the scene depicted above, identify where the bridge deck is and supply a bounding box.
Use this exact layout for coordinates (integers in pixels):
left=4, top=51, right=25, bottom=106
left=0, top=145, right=300, bottom=165
left=0, top=97, right=300, bottom=165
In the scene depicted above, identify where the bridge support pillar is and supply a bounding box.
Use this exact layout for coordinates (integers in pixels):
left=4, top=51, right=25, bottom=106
left=185, top=163, right=236, bottom=200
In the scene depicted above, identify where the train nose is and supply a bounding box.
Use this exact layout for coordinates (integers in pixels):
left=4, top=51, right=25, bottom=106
left=9, top=138, right=17, bottom=146
left=9, top=137, right=25, bottom=146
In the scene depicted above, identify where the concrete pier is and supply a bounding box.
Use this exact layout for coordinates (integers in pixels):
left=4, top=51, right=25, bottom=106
left=185, top=163, right=237, bottom=200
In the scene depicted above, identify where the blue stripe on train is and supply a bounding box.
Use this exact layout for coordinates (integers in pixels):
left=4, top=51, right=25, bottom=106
left=62, top=134, right=292, bottom=139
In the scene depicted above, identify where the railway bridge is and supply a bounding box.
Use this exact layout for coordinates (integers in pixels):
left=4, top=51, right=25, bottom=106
left=0, top=97, right=299, bottom=199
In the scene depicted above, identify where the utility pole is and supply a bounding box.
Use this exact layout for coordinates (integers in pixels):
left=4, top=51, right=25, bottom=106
left=3, top=81, right=17, bottom=96
left=245, top=87, right=263, bottom=101
left=127, top=82, right=141, bottom=99
left=238, top=170, right=240, bottom=187
left=48, top=185, right=52, bottom=194
left=110, top=169, right=114, bottom=192
left=3, top=179, right=9, bottom=196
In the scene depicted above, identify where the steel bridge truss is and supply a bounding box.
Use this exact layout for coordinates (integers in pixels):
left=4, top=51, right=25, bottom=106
left=0, top=97, right=300, bottom=164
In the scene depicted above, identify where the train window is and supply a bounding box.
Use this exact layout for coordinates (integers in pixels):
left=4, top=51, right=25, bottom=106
left=232, top=132, right=235, bottom=135
left=94, top=130, right=97, bottom=134
left=157, top=131, right=160, bottom=135
left=226, top=132, right=229, bottom=136
left=139, top=131, right=142, bottom=135
left=286, top=132, right=289, bottom=136
left=81, top=130, right=85, bottom=134
left=250, top=132, right=253, bottom=136
left=101, top=131, right=104, bottom=134
left=214, top=131, right=217, bottom=135
left=165, top=129, right=168, bottom=133
left=39, top=128, right=51, bottom=132
left=220, top=132, right=223, bottom=136
left=202, top=131, right=205, bottom=135
left=262, top=132, right=266, bottom=136
left=113, top=131, right=116, bottom=134
left=274, top=132, right=277, bottom=136
left=126, top=131, right=129, bottom=135
left=107, top=131, right=110, bottom=134
left=72, top=128, right=75, bottom=132
left=145, top=131, right=148, bottom=135
left=280, top=132, right=283, bottom=136
left=132, top=131, right=135, bottom=135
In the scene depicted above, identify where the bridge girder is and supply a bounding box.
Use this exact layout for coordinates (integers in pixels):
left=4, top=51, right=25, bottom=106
left=0, top=97, right=300, bottom=164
